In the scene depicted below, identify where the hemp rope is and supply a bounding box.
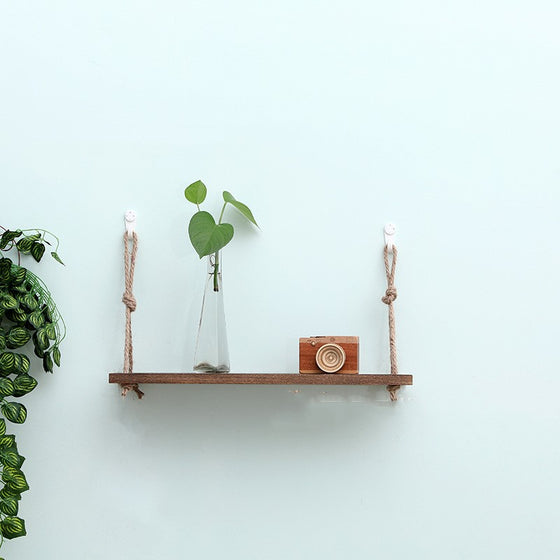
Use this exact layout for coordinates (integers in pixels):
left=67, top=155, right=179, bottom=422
left=382, top=244, right=400, bottom=401
left=121, top=231, right=144, bottom=399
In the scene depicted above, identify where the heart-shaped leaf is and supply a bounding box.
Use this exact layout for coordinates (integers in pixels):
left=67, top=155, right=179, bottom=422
left=222, top=191, right=259, bottom=227
left=185, top=180, right=207, bottom=205
left=188, top=211, right=234, bottom=258
left=30, top=242, right=45, bottom=263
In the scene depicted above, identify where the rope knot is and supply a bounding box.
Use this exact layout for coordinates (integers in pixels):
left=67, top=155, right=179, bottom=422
left=122, top=292, right=137, bottom=312
left=382, top=287, right=397, bottom=305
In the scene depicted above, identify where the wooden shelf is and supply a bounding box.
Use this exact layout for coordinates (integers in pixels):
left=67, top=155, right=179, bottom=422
left=108, top=373, right=413, bottom=386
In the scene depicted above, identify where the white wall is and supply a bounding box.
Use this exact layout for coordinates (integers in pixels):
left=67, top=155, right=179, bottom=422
left=1, top=1, right=559, bottom=558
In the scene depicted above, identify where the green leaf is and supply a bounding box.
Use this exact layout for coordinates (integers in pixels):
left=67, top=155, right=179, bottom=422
left=16, top=237, right=33, bottom=254
left=21, top=293, right=38, bottom=311
left=184, top=180, right=207, bottom=205
left=51, top=251, right=64, bottom=265
left=0, top=496, right=19, bottom=516
left=188, top=211, right=234, bottom=258
left=6, top=327, right=31, bottom=349
left=0, top=353, right=16, bottom=373
left=43, top=351, right=53, bottom=373
left=0, top=445, right=25, bottom=469
left=0, top=230, right=22, bottom=250
left=36, top=328, right=49, bottom=350
left=222, top=191, right=259, bottom=227
left=52, top=346, right=61, bottom=367
left=0, top=516, right=26, bottom=539
left=28, top=310, right=45, bottom=329
left=13, top=354, right=30, bottom=374
left=0, top=328, right=5, bottom=351
left=0, top=436, right=15, bottom=448
left=10, top=266, right=27, bottom=286
left=13, top=374, right=37, bottom=397
left=0, top=378, right=14, bottom=397
left=0, top=419, right=5, bottom=436
left=30, top=242, right=46, bottom=262
left=44, top=323, right=57, bottom=340
left=6, top=309, right=27, bottom=324
left=0, top=259, right=12, bottom=284
left=0, top=294, right=19, bottom=310
left=1, top=402, right=27, bottom=424
left=2, top=466, right=28, bottom=488
left=12, top=283, right=30, bottom=294
left=42, top=305, right=53, bottom=323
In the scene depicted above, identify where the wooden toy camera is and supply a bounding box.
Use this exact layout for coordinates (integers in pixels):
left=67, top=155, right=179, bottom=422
left=299, top=336, right=359, bottom=374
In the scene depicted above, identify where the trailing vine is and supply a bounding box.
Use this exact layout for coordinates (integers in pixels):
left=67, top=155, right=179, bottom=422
left=0, top=228, right=64, bottom=558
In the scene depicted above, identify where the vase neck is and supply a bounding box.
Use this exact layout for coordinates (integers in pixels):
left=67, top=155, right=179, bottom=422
left=207, top=252, right=222, bottom=274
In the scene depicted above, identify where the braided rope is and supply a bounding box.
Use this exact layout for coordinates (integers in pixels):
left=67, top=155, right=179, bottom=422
left=121, top=231, right=143, bottom=399
left=382, top=244, right=400, bottom=401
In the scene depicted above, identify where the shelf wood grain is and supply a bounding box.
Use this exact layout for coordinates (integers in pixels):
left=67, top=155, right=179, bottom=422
left=108, top=373, right=413, bottom=386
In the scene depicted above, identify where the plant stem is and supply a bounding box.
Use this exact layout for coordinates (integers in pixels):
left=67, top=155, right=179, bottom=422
left=218, top=202, right=228, bottom=224
left=21, top=228, right=60, bottom=253
left=213, top=251, right=219, bottom=292
left=212, top=252, right=219, bottom=292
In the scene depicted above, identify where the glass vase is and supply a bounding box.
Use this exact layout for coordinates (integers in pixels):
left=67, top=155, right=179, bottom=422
left=193, top=251, right=230, bottom=372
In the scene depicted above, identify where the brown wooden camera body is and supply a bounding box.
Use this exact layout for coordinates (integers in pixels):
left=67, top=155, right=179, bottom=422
left=299, top=336, right=359, bottom=374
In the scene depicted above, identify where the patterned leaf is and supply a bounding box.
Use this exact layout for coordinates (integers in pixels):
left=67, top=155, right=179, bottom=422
left=0, top=328, right=5, bottom=350
left=0, top=419, right=5, bottom=436
left=0, top=259, right=12, bottom=284
left=0, top=352, right=15, bottom=373
left=0, top=230, right=22, bottom=250
left=10, top=266, right=26, bottom=286
left=0, top=447, right=24, bottom=469
left=13, top=354, right=30, bottom=374
left=43, top=351, right=54, bottom=373
left=28, top=310, right=45, bottom=329
left=1, top=402, right=27, bottom=424
left=0, top=486, right=21, bottom=502
left=15, top=237, right=34, bottom=254
left=12, top=283, right=29, bottom=294
left=44, top=323, right=57, bottom=340
left=0, top=378, right=14, bottom=398
left=20, top=293, right=38, bottom=311
left=53, top=345, right=61, bottom=367
left=0, top=516, right=27, bottom=539
left=6, top=474, right=29, bottom=494
left=0, top=496, right=19, bottom=516
left=6, top=308, right=27, bottom=324
left=42, top=304, right=52, bottom=323
left=0, top=294, right=19, bottom=310
left=30, top=241, right=46, bottom=262
left=13, top=374, right=37, bottom=397
left=0, top=436, right=15, bottom=448
left=6, top=327, right=31, bottom=349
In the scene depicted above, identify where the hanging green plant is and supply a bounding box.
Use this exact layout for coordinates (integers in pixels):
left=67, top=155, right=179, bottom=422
left=0, top=228, right=64, bottom=558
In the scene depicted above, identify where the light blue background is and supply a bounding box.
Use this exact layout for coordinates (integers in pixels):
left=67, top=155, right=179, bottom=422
left=1, top=1, right=559, bottom=558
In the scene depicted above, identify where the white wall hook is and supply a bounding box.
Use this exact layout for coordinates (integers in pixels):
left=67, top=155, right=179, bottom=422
left=384, top=223, right=396, bottom=252
left=125, top=210, right=137, bottom=239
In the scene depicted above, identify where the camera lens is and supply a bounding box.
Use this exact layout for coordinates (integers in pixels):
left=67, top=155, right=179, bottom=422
left=315, top=343, right=346, bottom=373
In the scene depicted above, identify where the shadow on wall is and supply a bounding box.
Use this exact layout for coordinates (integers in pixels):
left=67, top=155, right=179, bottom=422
left=109, top=384, right=407, bottom=447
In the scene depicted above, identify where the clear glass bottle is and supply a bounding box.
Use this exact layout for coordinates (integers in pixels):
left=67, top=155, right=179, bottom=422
left=193, top=251, right=230, bottom=372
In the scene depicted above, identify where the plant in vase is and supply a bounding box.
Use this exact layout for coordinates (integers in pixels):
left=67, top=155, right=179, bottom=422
left=184, top=180, right=258, bottom=373
left=0, top=227, right=64, bottom=557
